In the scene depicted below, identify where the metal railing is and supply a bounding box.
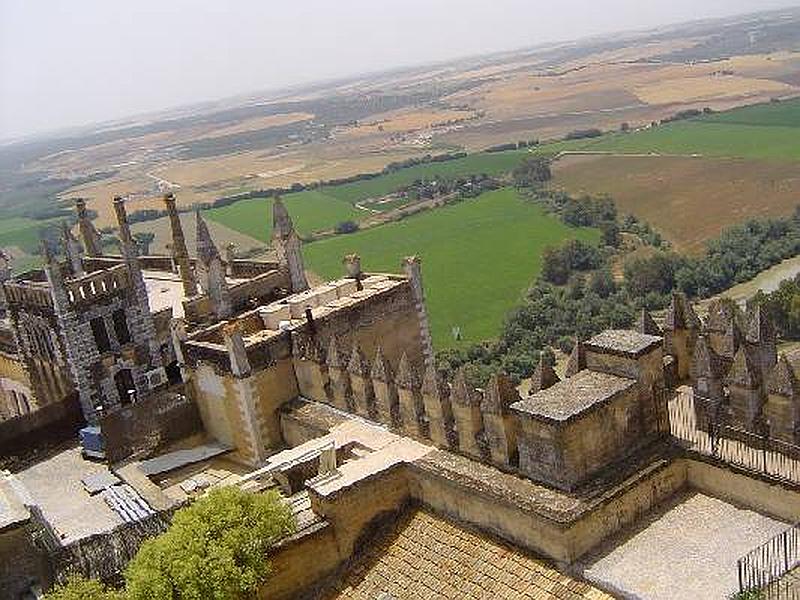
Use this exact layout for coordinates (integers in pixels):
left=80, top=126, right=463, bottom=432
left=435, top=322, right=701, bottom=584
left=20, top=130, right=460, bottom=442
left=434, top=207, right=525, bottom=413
left=737, top=522, right=800, bottom=599
left=669, top=391, right=800, bottom=485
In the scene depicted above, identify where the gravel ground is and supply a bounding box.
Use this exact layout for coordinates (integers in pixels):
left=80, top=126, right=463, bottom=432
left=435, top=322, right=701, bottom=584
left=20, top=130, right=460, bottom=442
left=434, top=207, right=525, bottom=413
left=16, top=446, right=123, bottom=543
left=580, top=491, right=789, bottom=599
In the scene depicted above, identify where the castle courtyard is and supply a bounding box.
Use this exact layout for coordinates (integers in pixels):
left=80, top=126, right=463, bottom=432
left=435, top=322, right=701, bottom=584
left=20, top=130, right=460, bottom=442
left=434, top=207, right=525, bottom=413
left=581, top=490, right=788, bottom=599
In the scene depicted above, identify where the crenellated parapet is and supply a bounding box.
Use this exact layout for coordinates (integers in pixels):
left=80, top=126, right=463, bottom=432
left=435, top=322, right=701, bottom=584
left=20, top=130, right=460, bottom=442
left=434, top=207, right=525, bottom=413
left=480, top=373, right=519, bottom=467
left=290, top=342, right=525, bottom=469
left=676, top=293, right=795, bottom=440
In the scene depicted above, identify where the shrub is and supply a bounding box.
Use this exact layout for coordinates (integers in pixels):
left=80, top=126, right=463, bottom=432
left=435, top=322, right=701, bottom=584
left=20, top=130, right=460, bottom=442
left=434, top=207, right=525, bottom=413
left=334, top=220, right=359, bottom=234
left=564, top=128, right=603, bottom=140
left=44, top=574, right=123, bottom=600
left=125, top=487, right=294, bottom=600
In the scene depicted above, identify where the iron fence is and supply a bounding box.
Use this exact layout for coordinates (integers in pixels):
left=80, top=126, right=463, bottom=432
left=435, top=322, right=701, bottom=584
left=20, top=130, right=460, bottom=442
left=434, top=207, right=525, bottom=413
left=737, top=522, right=800, bottom=599
left=669, top=391, right=800, bottom=485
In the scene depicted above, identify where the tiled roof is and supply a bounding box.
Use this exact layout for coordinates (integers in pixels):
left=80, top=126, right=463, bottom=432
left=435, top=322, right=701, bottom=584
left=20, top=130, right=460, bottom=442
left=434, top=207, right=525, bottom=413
left=513, top=370, right=635, bottom=423
left=319, top=508, right=612, bottom=600
left=585, top=330, right=662, bottom=357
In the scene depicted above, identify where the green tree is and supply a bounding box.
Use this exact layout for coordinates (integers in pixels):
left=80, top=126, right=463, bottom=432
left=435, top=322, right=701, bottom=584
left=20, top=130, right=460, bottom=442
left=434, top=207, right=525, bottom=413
left=44, top=574, right=123, bottom=600
left=512, top=156, right=552, bottom=188
left=132, top=232, right=155, bottom=255
left=624, top=252, right=683, bottom=297
left=541, top=246, right=571, bottom=285
left=125, top=487, right=294, bottom=600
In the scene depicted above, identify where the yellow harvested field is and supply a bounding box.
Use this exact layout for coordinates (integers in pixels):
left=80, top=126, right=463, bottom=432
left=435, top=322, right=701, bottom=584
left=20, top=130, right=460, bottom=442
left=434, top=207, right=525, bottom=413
left=192, top=112, right=314, bottom=140
left=34, top=28, right=799, bottom=232
left=68, top=145, right=422, bottom=228
left=634, top=75, right=793, bottom=104
left=337, top=107, right=476, bottom=137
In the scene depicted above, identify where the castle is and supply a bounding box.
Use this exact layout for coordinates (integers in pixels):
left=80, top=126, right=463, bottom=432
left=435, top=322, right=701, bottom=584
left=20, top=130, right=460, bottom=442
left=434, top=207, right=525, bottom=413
left=1, top=194, right=799, bottom=600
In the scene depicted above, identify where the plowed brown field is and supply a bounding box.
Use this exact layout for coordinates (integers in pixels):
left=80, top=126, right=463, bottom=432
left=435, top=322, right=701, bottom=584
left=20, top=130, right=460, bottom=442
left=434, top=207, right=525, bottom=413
left=553, top=154, right=800, bottom=254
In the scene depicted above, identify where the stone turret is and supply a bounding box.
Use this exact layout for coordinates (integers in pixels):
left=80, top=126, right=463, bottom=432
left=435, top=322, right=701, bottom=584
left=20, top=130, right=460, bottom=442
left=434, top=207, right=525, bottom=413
left=480, top=373, right=519, bottom=467
left=41, top=240, right=96, bottom=420
left=163, top=193, right=198, bottom=297
left=348, top=343, right=375, bottom=419
left=691, top=335, right=724, bottom=402
left=450, top=368, right=485, bottom=460
left=61, top=221, right=84, bottom=277
left=664, top=292, right=700, bottom=380
left=721, top=318, right=744, bottom=363
left=113, top=196, right=161, bottom=371
left=727, top=346, right=764, bottom=429
left=764, top=354, right=800, bottom=443
left=371, top=347, right=399, bottom=428
left=420, top=364, right=454, bottom=448
left=747, top=304, right=778, bottom=376
left=402, top=256, right=435, bottom=371
left=529, top=353, right=559, bottom=395
left=636, top=308, right=662, bottom=337
left=343, top=254, right=362, bottom=280
left=195, top=212, right=231, bottom=319
left=74, top=198, right=102, bottom=257
left=565, top=339, right=586, bottom=378
left=223, top=322, right=251, bottom=378
left=272, top=197, right=309, bottom=293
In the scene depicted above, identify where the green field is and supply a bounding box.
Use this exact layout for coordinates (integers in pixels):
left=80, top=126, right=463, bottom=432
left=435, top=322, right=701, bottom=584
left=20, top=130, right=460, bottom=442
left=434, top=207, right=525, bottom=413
left=303, top=188, right=599, bottom=348
left=0, top=217, right=58, bottom=254
left=318, top=150, right=530, bottom=203
left=539, top=97, right=800, bottom=161
left=205, top=149, right=532, bottom=239
left=205, top=190, right=361, bottom=242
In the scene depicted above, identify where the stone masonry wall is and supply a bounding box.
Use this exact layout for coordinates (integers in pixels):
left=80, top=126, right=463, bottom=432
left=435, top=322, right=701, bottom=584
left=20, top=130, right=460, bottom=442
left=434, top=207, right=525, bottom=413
left=100, top=391, right=202, bottom=463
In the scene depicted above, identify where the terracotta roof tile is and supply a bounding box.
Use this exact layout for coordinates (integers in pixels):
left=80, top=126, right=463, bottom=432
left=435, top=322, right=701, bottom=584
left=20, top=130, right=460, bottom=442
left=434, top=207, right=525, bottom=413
left=318, top=508, right=613, bottom=600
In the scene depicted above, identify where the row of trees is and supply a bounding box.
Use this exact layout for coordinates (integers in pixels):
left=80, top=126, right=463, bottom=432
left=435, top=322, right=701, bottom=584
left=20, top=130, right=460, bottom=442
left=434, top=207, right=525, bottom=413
left=397, top=173, right=501, bottom=202
left=437, top=273, right=636, bottom=385
left=622, top=211, right=800, bottom=302
left=126, top=151, right=476, bottom=225
left=46, top=487, right=294, bottom=600
left=749, top=276, right=800, bottom=340
left=440, top=203, right=800, bottom=385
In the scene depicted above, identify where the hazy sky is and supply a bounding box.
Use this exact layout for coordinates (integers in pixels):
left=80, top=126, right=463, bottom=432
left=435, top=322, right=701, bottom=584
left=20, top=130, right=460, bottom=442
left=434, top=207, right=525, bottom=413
left=1, top=0, right=798, bottom=140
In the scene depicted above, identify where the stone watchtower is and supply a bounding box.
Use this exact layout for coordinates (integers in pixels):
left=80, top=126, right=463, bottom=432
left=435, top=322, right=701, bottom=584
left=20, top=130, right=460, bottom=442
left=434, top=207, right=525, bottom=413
left=163, top=193, right=198, bottom=297
left=271, top=197, right=309, bottom=293
left=195, top=212, right=231, bottom=319
left=74, top=198, right=102, bottom=257
left=663, top=292, right=700, bottom=380
left=42, top=197, right=167, bottom=422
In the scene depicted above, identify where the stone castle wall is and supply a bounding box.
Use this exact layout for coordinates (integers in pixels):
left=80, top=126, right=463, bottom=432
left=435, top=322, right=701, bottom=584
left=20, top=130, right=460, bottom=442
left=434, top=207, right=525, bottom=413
left=100, top=391, right=202, bottom=462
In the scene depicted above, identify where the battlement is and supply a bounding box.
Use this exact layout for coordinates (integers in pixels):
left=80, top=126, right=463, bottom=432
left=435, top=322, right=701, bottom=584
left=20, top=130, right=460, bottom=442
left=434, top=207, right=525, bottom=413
left=3, top=280, right=53, bottom=311
left=183, top=273, right=410, bottom=373
left=286, top=326, right=668, bottom=490
left=64, top=264, right=130, bottom=307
